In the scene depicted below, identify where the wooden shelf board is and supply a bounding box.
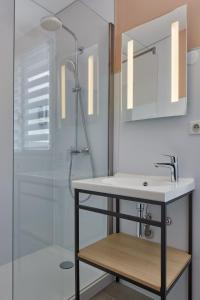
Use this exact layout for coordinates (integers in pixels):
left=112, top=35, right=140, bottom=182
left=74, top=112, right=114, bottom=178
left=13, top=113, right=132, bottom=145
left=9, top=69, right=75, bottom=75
left=78, top=233, right=191, bottom=292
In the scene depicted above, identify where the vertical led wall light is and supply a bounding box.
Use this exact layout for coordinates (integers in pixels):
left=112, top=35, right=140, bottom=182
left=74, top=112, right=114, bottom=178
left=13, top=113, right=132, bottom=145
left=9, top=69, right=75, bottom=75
left=171, top=21, right=179, bottom=103
left=127, top=39, right=134, bottom=109
left=88, top=55, right=94, bottom=115
left=61, top=64, right=66, bottom=119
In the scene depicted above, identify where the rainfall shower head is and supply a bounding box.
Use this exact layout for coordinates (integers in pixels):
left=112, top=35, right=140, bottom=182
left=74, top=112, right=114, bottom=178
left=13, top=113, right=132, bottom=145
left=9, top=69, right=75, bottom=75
left=40, top=15, right=79, bottom=78
left=40, top=15, right=78, bottom=43
left=40, top=16, right=63, bottom=31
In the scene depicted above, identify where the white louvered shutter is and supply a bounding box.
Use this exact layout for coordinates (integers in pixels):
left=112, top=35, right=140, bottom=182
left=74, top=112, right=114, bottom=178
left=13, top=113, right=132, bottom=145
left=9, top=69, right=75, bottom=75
left=14, top=42, right=52, bottom=151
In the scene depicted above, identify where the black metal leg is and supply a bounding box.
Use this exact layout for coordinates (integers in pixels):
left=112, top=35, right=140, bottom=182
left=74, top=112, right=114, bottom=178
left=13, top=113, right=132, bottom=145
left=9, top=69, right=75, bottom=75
left=188, top=193, right=193, bottom=300
left=116, top=198, right=120, bottom=282
left=116, top=198, right=120, bottom=233
left=161, top=203, right=167, bottom=300
left=75, top=189, right=80, bottom=300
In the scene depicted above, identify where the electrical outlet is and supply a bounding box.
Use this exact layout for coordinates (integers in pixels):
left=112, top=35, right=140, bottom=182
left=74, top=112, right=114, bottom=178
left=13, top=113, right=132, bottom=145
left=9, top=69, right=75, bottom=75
left=190, top=121, right=200, bottom=135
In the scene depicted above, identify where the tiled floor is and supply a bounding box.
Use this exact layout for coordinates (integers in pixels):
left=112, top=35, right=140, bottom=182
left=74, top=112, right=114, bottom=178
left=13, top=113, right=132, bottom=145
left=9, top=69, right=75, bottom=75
left=91, top=283, right=153, bottom=300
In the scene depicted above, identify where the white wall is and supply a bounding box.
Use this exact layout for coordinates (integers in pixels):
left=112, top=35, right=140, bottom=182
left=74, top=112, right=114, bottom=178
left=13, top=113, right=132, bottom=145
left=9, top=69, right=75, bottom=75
left=0, top=0, right=14, bottom=298
left=114, top=49, right=200, bottom=300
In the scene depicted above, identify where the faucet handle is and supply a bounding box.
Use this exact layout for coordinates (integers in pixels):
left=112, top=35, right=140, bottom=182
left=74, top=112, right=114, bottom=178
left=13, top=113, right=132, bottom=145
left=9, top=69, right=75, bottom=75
left=161, top=154, right=178, bottom=163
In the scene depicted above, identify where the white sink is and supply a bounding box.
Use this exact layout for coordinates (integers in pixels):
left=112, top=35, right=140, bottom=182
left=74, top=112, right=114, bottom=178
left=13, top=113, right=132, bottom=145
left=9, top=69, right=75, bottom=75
left=72, top=173, right=195, bottom=202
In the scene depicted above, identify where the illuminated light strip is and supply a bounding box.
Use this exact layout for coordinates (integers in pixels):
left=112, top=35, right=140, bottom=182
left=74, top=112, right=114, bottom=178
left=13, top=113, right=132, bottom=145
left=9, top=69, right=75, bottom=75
left=88, top=55, right=94, bottom=115
left=61, top=64, right=66, bottom=119
left=171, top=21, right=179, bottom=103
left=127, top=40, right=134, bottom=109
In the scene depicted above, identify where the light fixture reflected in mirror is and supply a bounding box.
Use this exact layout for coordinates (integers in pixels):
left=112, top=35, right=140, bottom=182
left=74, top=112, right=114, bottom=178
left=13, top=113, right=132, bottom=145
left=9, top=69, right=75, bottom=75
left=127, top=40, right=134, bottom=109
left=171, top=21, right=179, bottom=103
left=61, top=64, right=66, bottom=119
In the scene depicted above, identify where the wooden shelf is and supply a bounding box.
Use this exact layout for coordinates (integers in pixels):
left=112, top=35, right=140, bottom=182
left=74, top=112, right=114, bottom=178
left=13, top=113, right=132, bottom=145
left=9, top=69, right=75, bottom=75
left=78, top=233, right=191, bottom=292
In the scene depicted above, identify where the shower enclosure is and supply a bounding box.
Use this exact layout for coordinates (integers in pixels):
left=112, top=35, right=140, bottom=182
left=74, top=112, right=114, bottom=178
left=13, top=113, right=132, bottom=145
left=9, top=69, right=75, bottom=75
left=13, top=1, right=113, bottom=299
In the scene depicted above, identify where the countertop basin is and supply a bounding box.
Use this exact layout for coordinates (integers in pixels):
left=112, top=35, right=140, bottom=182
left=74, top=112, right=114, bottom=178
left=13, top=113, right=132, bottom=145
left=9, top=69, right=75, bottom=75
left=72, top=173, right=195, bottom=202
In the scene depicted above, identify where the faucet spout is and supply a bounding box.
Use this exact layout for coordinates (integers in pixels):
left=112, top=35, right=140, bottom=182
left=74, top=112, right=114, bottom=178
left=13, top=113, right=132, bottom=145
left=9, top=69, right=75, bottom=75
left=154, top=155, right=179, bottom=182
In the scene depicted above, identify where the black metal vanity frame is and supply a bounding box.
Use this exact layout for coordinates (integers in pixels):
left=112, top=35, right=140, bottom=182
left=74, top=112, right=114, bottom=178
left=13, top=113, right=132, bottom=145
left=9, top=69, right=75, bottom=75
left=74, top=189, right=193, bottom=300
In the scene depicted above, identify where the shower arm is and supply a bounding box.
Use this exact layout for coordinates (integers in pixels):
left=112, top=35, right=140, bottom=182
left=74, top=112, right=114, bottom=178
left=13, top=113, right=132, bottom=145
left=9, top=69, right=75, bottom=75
left=62, top=24, right=78, bottom=42
left=62, top=24, right=79, bottom=79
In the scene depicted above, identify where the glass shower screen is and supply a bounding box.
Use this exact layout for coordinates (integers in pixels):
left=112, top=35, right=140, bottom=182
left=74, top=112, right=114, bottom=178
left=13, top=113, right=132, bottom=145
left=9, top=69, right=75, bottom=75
left=13, top=1, right=110, bottom=299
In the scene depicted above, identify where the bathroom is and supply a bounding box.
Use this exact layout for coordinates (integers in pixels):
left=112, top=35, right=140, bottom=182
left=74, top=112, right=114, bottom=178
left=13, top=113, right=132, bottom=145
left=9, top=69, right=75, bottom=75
left=0, top=0, right=199, bottom=299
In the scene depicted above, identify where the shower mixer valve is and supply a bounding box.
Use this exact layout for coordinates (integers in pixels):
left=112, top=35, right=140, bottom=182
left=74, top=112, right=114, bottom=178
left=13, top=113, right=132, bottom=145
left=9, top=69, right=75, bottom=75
left=70, top=147, right=89, bottom=155
left=72, top=87, right=81, bottom=93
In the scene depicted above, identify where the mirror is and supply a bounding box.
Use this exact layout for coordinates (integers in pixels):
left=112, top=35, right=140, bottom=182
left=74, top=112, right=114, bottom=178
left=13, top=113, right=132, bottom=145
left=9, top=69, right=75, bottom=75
left=121, top=5, right=187, bottom=121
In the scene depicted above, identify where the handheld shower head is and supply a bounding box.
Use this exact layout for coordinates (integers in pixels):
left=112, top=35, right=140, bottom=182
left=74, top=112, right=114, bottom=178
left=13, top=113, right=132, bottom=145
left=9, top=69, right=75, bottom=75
left=66, top=60, right=76, bottom=73
left=40, top=16, right=62, bottom=31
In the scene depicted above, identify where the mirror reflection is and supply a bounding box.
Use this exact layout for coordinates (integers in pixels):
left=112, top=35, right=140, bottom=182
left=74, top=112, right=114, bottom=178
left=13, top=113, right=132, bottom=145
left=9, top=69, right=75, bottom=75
left=121, top=5, right=187, bottom=121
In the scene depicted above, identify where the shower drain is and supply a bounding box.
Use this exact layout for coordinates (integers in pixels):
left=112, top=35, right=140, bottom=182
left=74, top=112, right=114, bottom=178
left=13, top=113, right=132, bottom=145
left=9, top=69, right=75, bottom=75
left=59, top=261, right=74, bottom=270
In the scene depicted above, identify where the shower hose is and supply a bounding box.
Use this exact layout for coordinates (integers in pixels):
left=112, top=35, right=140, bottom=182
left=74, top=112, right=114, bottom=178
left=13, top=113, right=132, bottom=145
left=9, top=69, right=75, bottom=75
left=68, top=85, right=95, bottom=204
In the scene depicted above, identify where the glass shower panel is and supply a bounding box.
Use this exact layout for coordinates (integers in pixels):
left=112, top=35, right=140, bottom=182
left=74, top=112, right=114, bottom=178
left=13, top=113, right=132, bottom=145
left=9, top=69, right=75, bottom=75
left=13, top=1, right=110, bottom=300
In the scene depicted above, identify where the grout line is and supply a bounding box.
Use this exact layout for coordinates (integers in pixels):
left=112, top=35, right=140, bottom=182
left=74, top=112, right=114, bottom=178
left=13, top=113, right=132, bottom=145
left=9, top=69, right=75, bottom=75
left=56, top=0, right=80, bottom=16
left=29, top=0, right=79, bottom=16
left=29, top=0, right=53, bottom=14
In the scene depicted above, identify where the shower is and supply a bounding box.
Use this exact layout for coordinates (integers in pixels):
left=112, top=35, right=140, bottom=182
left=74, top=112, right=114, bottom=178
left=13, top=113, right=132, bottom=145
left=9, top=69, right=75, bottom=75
left=13, top=2, right=110, bottom=299
left=40, top=16, right=95, bottom=201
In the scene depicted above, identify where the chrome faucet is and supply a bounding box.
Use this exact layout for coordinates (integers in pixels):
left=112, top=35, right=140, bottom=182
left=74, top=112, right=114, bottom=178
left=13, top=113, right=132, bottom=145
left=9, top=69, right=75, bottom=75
left=154, top=154, right=179, bottom=182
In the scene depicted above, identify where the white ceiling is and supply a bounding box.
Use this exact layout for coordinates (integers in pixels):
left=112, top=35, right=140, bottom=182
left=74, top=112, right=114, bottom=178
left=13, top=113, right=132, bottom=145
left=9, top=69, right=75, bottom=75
left=31, top=0, right=77, bottom=14
left=81, top=0, right=114, bottom=23
left=15, top=0, right=78, bottom=38
left=15, top=0, right=114, bottom=39
left=30, top=0, right=114, bottom=21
